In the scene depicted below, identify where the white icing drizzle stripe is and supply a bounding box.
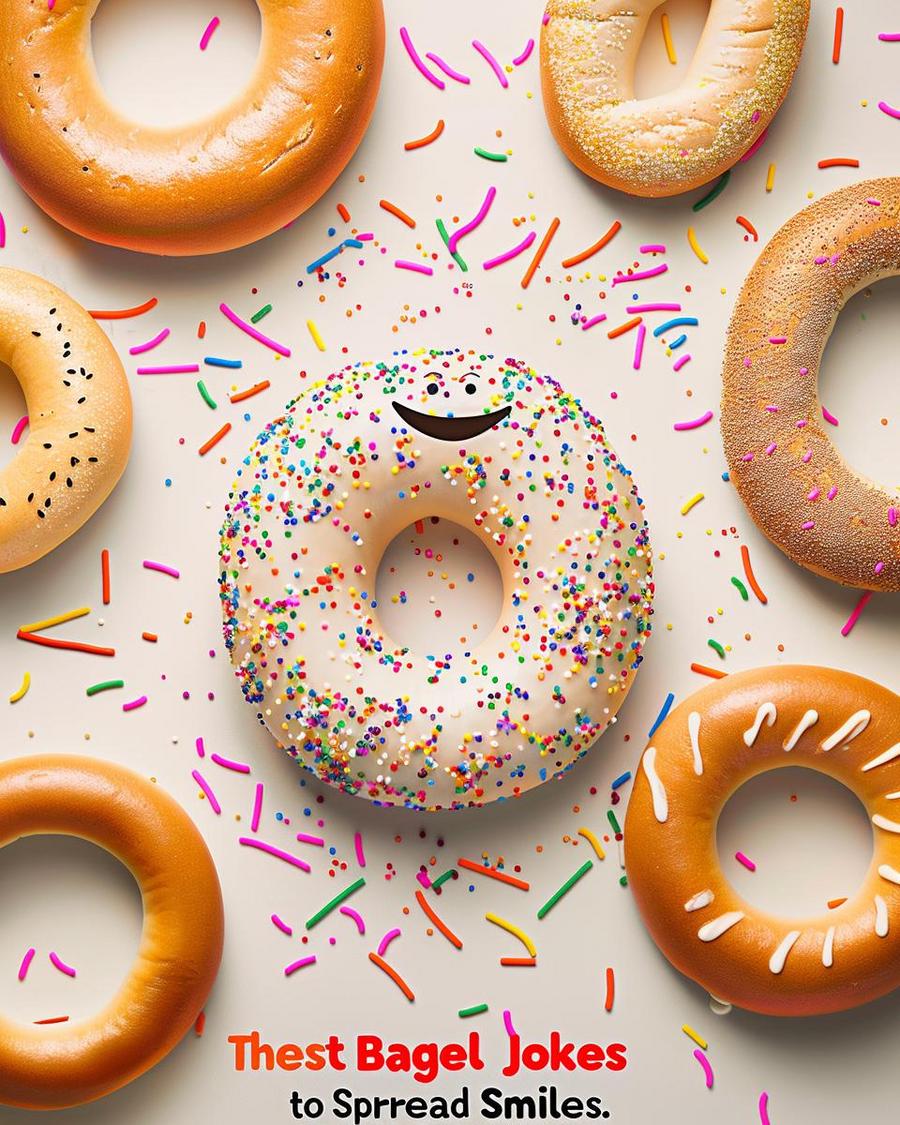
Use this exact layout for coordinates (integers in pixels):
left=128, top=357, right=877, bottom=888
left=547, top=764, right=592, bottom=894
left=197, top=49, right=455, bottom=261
left=885, top=791, right=900, bottom=801
left=783, top=709, right=818, bottom=751
left=688, top=711, right=703, bottom=776
left=878, top=864, right=900, bottom=885
left=698, top=912, right=745, bottom=942
left=822, top=926, right=835, bottom=968
left=821, top=710, right=871, bottom=751
left=769, top=930, right=801, bottom=975
left=862, top=742, right=900, bottom=772
left=743, top=702, right=777, bottom=747
left=642, top=746, right=668, bottom=823
left=873, top=814, right=900, bottom=834
left=684, top=889, right=714, bottom=913
left=875, top=895, right=889, bottom=938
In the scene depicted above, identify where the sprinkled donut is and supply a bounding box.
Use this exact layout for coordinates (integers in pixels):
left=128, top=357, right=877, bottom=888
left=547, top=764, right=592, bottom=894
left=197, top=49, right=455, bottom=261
left=722, top=178, right=900, bottom=591
left=0, top=0, right=384, bottom=255
left=0, top=268, right=131, bottom=574
left=625, top=665, right=900, bottom=1016
left=220, top=351, right=654, bottom=811
left=540, top=0, right=809, bottom=198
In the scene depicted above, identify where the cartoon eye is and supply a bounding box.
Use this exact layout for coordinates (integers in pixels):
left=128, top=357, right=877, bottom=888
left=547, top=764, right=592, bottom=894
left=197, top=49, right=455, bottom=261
left=464, top=382, right=477, bottom=395
left=427, top=382, right=439, bottom=395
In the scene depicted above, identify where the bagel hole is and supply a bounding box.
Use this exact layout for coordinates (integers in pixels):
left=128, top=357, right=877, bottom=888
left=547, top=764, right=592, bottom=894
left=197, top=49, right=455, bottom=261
left=0, top=361, right=27, bottom=471
left=0, top=836, right=142, bottom=1024
left=91, top=0, right=261, bottom=128
left=634, top=0, right=709, bottom=100
left=817, top=277, right=900, bottom=486
left=374, top=519, right=503, bottom=657
left=716, top=767, right=873, bottom=918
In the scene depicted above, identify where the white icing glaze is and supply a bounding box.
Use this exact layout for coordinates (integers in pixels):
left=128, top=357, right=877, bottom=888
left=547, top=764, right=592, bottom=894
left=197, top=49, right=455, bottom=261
left=875, top=895, right=889, bottom=938
left=821, top=709, right=871, bottom=751
left=783, top=709, right=818, bottom=751
left=873, top=814, right=900, bottom=834
left=885, top=791, right=900, bottom=800
left=822, top=926, right=835, bottom=968
left=698, top=912, right=745, bottom=942
left=878, top=864, right=900, bottom=885
left=862, top=742, right=900, bottom=772
left=687, top=711, right=703, bottom=775
left=684, top=889, right=714, bottom=913
left=769, top=930, right=801, bottom=974
left=743, top=702, right=777, bottom=747
left=642, top=746, right=668, bottom=823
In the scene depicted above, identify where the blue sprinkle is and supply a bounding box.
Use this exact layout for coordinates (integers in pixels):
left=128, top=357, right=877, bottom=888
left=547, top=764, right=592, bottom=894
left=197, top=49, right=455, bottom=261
left=204, top=356, right=243, bottom=368
left=648, top=691, right=675, bottom=738
left=611, top=771, right=632, bottom=790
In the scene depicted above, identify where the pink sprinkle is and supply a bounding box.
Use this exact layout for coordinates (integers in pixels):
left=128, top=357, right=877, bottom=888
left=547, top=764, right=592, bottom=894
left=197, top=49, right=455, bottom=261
left=580, top=313, right=607, bottom=331
left=632, top=323, right=646, bottom=370
left=18, top=948, right=36, bottom=981
left=483, top=231, right=536, bottom=270
left=210, top=752, right=251, bottom=773
left=239, top=837, right=311, bottom=873
left=271, top=913, right=293, bottom=936
left=219, top=301, right=291, bottom=357
left=759, top=1091, right=771, bottom=1125
left=639, top=244, right=666, bottom=254
left=874, top=561, right=885, bottom=575
left=195, top=736, right=205, bottom=758
left=395, top=260, right=433, bottom=275
left=802, top=450, right=812, bottom=463
left=841, top=591, right=873, bottom=636
left=199, top=15, right=219, bottom=50
left=447, top=185, right=497, bottom=256
left=191, top=770, right=221, bottom=814
left=0, top=210, right=5, bottom=249
left=399, top=27, right=445, bottom=89
left=867, top=198, right=882, bottom=205
left=796, top=419, right=808, bottom=428
left=143, top=559, right=180, bottom=579
left=377, top=928, right=402, bottom=957
left=512, top=38, right=535, bottom=66
left=251, top=783, right=264, bottom=832
left=626, top=302, right=681, bottom=313
left=340, top=905, right=366, bottom=935
left=296, top=832, right=325, bottom=847
left=49, top=952, right=76, bottom=978
left=889, top=507, right=897, bottom=526
left=354, top=831, right=366, bottom=868
left=612, top=263, right=668, bottom=286
left=424, top=52, right=470, bottom=84
left=735, top=851, right=756, bottom=871
left=769, top=336, right=787, bottom=344
left=672, top=353, right=691, bottom=372
left=694, top=1048, right=715, bottom=1089
left=416, top=869, right=432, bottom=889
left=814, top=256, right=829, bottom=265
left=765, top=443, right=777, bottom=455
left=742, top=452, right=754, bottom=462
left=503, top=1009, right=517, bottom=1037
left=801, top=520, right=815, bottom=529
left=878, top=100, right=900, bottom=119
left=764, top=405, right=779, bottom=412
left=673, top=409, right=713, bottom=431
left=822, top=406, right=840, bottom=425
left=284, top=955, right=317, bottom=977
left=799, top=367, right=809, bottom=376
left=878, top=32, right=900, bottom=41
left=122, top=695, right=147, bottom=712
left=10, top=415, right=28, bottom=444
left=542, top=10, right=550, bottom=25
left=137, top=364, right=199, bottom=375
left=827, top=486, right=838, bottom=500
left=472, top=39, right=508, bottom=87
left=807, top=488, right=820, bottom=501
left=740, top=127, right=769, bottom=162
left=129, top=328, right=170, bottom=355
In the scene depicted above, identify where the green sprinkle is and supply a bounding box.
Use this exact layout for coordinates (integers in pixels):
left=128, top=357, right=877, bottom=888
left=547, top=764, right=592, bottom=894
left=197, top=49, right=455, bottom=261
left=474, top=146, right=508, bottom=162
left=619, top=875, right=629, bottom=887
left=86, top=679, right=124, bottom=697
left=607, top=808, right=621, bottom=835
left=458, top=1003, right=489, bottom=1018
left=731, top=576, right=749, bottom=600
left=197, top=380, right=217, bottom=409
left=692, top=170, right=731, bottom=212
left=305, top=877, right=365, bottom=929
left=250, top=303, right=272, bottom=323
left=432, top=867, right=457, bottom=889
left=708, top=638, right=726, bottom=659
left=436, top=218, right=468, bottom=272
left=537, top=860, right=593, bottom=920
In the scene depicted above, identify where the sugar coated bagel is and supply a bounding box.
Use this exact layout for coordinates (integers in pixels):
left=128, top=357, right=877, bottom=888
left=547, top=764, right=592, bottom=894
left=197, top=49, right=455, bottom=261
left=0, top=0, right=384, bottom=255
left=625, top=665, right=900, bottom=1016
left=0, top=268, right=131, bottom=574
left=220, top=351, right=654, bottom=811
left=540, top=0, right=809, bottom=197
left=722, top=178, right=900, bottom=591
left=0, top=755, right=224, bottom=1109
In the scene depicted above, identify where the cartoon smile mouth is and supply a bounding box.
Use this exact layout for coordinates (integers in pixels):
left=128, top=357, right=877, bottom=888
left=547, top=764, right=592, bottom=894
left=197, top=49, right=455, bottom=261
left=392, top=402, right=511, bottom=441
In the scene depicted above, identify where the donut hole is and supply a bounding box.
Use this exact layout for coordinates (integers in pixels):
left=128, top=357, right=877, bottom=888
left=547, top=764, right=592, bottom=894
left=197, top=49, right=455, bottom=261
left=817, top=276, right=900, bottom=487
left=91, top=0, right=261, bottom=129
left=634, top=0, right=709, bottom=100
left=716, top=767, right=873, bottom=918
left=0, top=835, right=142, bottom=1025
left=0, top=360, right=27, bottom=471
left=374, top=518, right=504, bottom=657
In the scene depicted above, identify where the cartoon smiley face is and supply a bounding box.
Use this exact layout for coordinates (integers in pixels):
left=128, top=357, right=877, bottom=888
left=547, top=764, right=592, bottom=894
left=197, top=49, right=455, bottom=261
left=392, top=369, right=512, bottom=441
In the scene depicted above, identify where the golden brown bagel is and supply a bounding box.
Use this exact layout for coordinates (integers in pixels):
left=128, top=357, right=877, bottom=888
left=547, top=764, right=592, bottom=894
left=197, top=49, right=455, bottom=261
left=0, top=0, right=385, bottom=255
left=625, top=666, right=900, bottom=1016
left=540, top=0, right=809, bottom=198
left=0, top=755, right=224, bottom=1110
left=0, top=268, right=131, bottom=573
left=721, top=178, right=900, bottom=591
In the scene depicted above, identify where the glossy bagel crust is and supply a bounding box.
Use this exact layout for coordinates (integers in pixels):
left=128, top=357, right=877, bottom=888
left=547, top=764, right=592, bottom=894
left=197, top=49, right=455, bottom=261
left=0, top=755, right=224, bottom=1110
left=0, top=268, right=131, bottom=573
left=722, top=178, right=900, bottom=591
left=625, top=666, right=900, bottom=1016
left=0, top=0, right=385, bottom=255
left=540, top=0, right=809, bottom=198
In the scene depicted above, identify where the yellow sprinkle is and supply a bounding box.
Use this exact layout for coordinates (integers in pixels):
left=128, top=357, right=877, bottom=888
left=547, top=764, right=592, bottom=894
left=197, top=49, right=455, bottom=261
left=577, top=827, right=606, bottom=861
left=766, top=162, right=776, bottom=193
left=660, top=12, right=677, bottom=65
left=682, top=1024, right=708, bottom=1050
left=686, top=227, right=709, bottom=265
left=680, top=492, right=705, bottom=516
left=9, top=671, right=31, bottom=704
left=307, top=320, right=326, bottom=352
left=18, top=606, right=90, bottom=634
left=485, top=912, right=537, bottom=957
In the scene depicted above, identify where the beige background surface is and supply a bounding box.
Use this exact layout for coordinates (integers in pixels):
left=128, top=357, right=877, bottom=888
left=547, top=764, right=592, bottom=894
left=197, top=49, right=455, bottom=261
left=0, top=0, right=898, bottom=1121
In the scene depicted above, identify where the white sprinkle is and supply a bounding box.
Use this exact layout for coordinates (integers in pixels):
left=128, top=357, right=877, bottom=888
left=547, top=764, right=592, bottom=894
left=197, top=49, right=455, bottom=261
left=642, top=746, right=668, bottom=823
left=875, top=895, right=889, bottom=938
left=873, top=814, right=900, bottom=834
left=862, top=742, right=900, bottom=772
left=684, top=889, right=714, bottom=912
left=878, top=864, right=900, bottom=885
left=698, top=912, right=745, bottom=942
left=743, top=702, right=777, bottom=747
left=822, top=926, right=835, bottom=968
left=769, top=930, right=802, bottom=974
left=821, top=710, right=871, bottom=751
left=687, top=711, right=703, bottom=775
left=783, top=709, right=818, bottom=751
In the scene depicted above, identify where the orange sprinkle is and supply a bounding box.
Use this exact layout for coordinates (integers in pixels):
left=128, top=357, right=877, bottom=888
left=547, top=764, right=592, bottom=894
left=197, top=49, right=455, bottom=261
left=521, top=216, right=560, bottom=289
left=740, top=544, right=768, bottom=604
left=457, top=857, right=530, bottom=891
left=17, top=630, right=115, bottom=657
left=500, top=956, right=536, bottom=967
left=198, top=422, right=232, bottom=456
left=89, top=297, right=157, bottom=320
left=415, top=890, right=462, bottom=949
left=827, top=897, right=848, bottom=910
left=607, top=316, right=643, bottom=340
left=561, top=219, right=621, bottom=269
left=194, top=1011, right=206, bottom=1036
left=380, top=199, right=416, bottom=228
left=604, top=966, right=615, bottom=1012
left=404, top=118, right=445, bottom=151
left=142, top=632, right=158, bottom=643
left=337, top=203, right=351, bottom=223
left=230, top=380, right=271, bottom=404
left=34, top=1016, right=69, bottom=1025
left=735, top=215, right=758, bottom=240
left=832, top=6, right=843, bottom=64
left=368, top=952, right=414, bottom=1001
left=817, top=157, right=859, bottom=169
left=198, top=320, right=206, bottom=339
left=691, top=662, right=728, bottom=680
left=101, top=548, right=110, bottom=605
